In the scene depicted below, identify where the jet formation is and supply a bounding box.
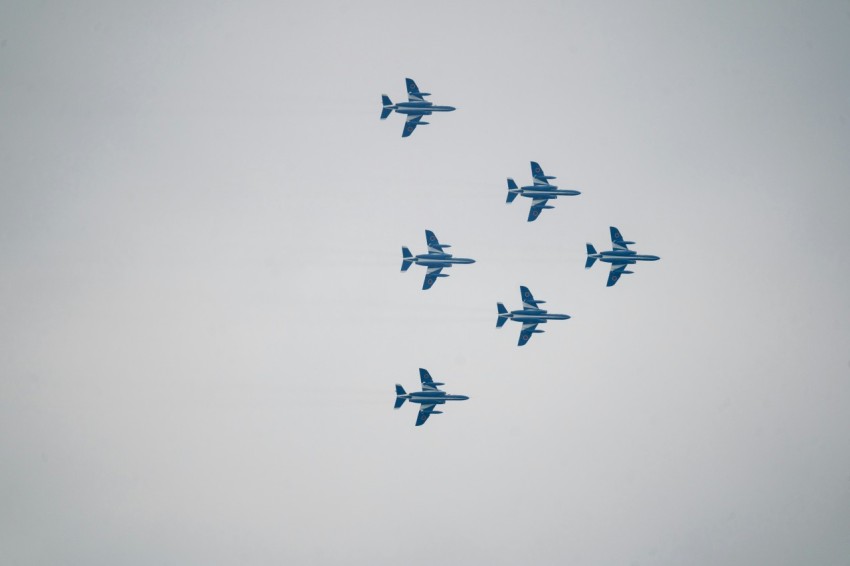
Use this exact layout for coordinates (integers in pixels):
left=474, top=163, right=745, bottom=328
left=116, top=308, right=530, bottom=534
left=586, top=227, right=661, bottom=287
left=402, top=230, right=475, bottom=290
left=507, top=161, right=581, bottom=222
left=395, top=368, right=469, bottom=426
left=497, top=286, right=571, bottom=346
left=380, top=79, right=662, bottom=425
left=381, top=78, right=456, bottom=138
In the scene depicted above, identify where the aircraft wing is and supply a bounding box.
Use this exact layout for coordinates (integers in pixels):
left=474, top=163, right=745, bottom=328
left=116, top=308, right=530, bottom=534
left=518, top=322, right=539, bottom=346
left=419, top=368, right=443, bottom=391
left=422, top=266, right=443, bottom=290
left=530, top=161, right=551, bottom=185
left=520, top=286, right=542, bottom=309
left=527, top=198, right=550, bottom=222
left=402, top=114, right=423, bottom=138
left=607, top=264, right=628, bottom=287
left=425, top=230, right=447, bottom=253
left=416, top=403, right=437, bottom=426
left=610, top=226, right=631, bottom=250
left=406, top=78, right=427, bottom=102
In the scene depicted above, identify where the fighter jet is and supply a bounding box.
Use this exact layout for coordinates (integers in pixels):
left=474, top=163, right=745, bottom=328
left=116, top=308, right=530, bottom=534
left=401, top=230, right=475, bottom=290
left=496, top=286, right=571, bottom=346
left=506, top=161, right=581, bottom=222
left=380, top=78, right=456, bottom=138
left=395, top=368, right=469, bottom=427
left=586, top=227, right=661, bottom=287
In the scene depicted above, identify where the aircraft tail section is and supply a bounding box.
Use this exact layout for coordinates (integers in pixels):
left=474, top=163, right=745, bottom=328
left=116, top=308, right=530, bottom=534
left=381, top=95, right=393, bottom=119
left=496, top=303, right=509, bottom=328
left=401, top=247, right=413, bottom=271
left=585, top=243, right=597, bottom=269
left=506, top=178, right=519, bottom=203
left=394, top=384, right=406, bottom=409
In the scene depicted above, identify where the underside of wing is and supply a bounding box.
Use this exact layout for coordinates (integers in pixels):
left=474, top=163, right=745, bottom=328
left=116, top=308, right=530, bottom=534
left=527, top=198, right=550, bottom=222
left=402, top=114, right=423, bottom=138
left=406, top=78, right=427, bottom=102
left=423, top=266, right=443, bottom=290
left=530, top=161, right=547, bottom=182
left=518, top=322, right=538, bottom=346
left=610, top=226, right=631, bottom=250
left=425, top=230, right=445, bottom=253
left=607, top=264, right=628, bottom=287
left=419, top=368, right=443, bottom=391
left=416, top=404, right=437, bottom=426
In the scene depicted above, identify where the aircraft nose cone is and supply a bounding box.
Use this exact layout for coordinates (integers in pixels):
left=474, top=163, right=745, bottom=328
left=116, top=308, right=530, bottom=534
left=650, top=255, right=660, bottom=261
left=446, top=106, right=456, bottom=112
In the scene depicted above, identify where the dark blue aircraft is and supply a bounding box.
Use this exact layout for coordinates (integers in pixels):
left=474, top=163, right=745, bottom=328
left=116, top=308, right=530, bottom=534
left=381, top=78, right=456, bottom=137
left=497, top=286, right=571, bottom=346
left=402, top=230, right=475, bottom=290
left=586, top=227, right=661, bottom=287
left=506, top=161, right=581, bottom=221
left=395, top=368, right=469, bottom=427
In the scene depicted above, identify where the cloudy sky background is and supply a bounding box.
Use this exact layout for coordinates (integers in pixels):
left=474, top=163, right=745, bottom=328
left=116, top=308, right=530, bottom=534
left=2, top=1, right=850, bottom=564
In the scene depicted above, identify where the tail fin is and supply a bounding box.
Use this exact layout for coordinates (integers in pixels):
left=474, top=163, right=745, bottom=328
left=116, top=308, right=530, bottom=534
left=401, top=247, right=413, bottom=271
left=585, top=243, right=597, bottom=269
left=496, top=303, right=509, bottom=328
left=394, top=384, right=406, bottom=409
left=506, top=178, right=519, bottom=203
left=381, top=95, right=393, bottom=120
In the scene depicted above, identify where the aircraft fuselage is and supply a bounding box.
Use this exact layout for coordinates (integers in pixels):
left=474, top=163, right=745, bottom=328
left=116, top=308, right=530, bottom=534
left=592, top=250, right=660, bottom=264
left=403, top=391, right=470, bottom=404
left=412, top=253, right=476, bottom=268
left=391, top=101, right=456, bottom=115
left=503, top=308, right=571, bottom=324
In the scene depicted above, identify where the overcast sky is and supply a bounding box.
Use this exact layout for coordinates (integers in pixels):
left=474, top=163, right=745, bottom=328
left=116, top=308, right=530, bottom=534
left=2, top=1, right=850, bottom=564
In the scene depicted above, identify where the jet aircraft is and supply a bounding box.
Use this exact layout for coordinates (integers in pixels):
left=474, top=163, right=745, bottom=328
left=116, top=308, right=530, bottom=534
left=395, top=368, right=469, bottom=427
left=506, top=161, right=581, bottom=221
left=381, top=78, right=456, bottom=138
left=496, top=286, right=571, bottom=346
left=586, top=227, right=661, bottom=287
left=402, top=230, right=475, bottom=290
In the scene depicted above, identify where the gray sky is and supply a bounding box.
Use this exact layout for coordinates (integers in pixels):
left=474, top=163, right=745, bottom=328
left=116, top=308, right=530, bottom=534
left=2, top=1, right=850, bottom=564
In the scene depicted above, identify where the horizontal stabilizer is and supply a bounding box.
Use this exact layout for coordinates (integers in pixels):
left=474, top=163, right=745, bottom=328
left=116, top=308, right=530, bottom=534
left=381, top=95, right=393, bottom=119
left=506, top=178, right=519, bottom=203
left=585, top=243, right=597, bottom=269
left=401, top=247, right=413, bottom=271
left=496, top=303, right=509, bottom=328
